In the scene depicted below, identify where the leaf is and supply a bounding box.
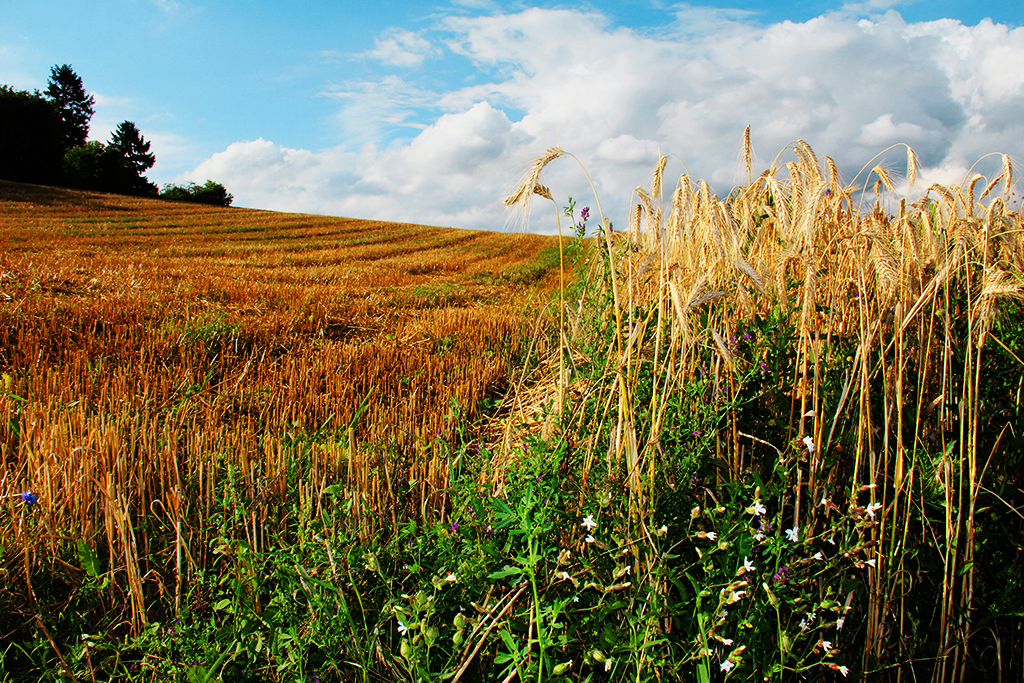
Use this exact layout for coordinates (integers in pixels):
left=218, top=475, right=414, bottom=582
left=498, top=628, right=520, bottom=656
left=488, top=565, right=524, bottom=579
left=76, top=539, right=102, bottom=578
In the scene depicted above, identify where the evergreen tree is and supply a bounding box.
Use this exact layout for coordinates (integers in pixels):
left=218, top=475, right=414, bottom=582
left=108, top=121, right=158, bottom=194
left=44, top=64, right=94, bottom=150
left=109, top=121, right=155, bottom=177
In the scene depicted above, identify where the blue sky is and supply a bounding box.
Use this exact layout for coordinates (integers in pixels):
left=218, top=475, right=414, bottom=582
left=2, top=1, right=1022, bottom=231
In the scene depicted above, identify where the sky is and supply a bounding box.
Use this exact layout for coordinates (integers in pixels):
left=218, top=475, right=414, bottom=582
left=2, top=0, right=1023, bottom=233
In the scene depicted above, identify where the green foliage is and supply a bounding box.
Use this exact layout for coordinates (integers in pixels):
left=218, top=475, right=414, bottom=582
left=160, top=180, right=234, bottom=207
left=62, top=141, right=135, bottom=194
left=0, top=86, right=65, bottom=185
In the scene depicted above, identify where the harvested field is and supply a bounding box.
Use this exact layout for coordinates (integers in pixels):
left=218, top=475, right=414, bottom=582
left=0, top=180, right=564, bottom=574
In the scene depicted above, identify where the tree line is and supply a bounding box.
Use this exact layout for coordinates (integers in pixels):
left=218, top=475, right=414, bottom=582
left=0, top=64, right=232, bottom=206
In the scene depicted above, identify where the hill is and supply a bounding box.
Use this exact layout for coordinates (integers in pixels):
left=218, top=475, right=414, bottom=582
left=0, top=179, right=564, bottom=448
left=0, top=180, right=567, bottom=570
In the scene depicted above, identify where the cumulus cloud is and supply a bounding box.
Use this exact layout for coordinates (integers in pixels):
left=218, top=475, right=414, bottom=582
left=179, top=7, right=1024, bottom=232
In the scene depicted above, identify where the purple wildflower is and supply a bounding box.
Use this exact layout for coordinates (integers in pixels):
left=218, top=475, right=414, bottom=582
left=773, top=565, right=790, bottom=584
left=20, top=491, right=38, bottom=505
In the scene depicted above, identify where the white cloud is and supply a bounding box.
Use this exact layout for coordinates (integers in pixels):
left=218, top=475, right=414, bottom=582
left=181, top=8, right=1024, bottom=232
left=595, top=135, right=661, bottom=165
left=364, top=29, right=440, bottom=67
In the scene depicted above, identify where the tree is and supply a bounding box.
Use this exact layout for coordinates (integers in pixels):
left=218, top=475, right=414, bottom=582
left=62, top=141, right=133, bottom=192
left=109, top=121, right=155, bottom=176
left=108, top=121, right=158, bottom=195
left=160, top=180, right=234, bottom=206
left=44, top=64, right=94, bottom=150
left=0, top=86, right=65, bottom=184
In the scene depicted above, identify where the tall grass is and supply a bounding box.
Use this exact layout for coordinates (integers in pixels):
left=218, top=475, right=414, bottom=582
left=500, top=133, right=1024, bottom=680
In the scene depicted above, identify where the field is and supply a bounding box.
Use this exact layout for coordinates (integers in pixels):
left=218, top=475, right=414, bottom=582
left=2, top=137, right=1024, bottom=683
left=0, top=181, right=565, bottom=673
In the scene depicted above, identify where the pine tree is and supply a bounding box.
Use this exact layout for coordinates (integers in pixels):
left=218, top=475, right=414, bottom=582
left=44, top=64, right=95, bottom=150
left=109, top=121, right=155, bottom=176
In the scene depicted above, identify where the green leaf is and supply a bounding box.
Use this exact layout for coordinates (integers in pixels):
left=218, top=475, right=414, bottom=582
left=499, top=628, right=520, bottom=655
left=488, top=565, right=524, bottom=579
left=76, top=539, right=102, bottom=578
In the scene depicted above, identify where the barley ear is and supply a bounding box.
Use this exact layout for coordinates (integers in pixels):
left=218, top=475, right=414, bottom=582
left=906, top=146, right=918, bottom=190
left=504, top=147, right=567, bottom=209
left=872, top=166, right=896, bottom=194
left=651, top=155, right=668, bottom=199
left=966, top=174, right=984, bottom=215
left=743, top=125, right=752, bottom=184
left=504, top=147, right=567, bottom=228
left=826, top=156, right=839, bottom=192
left=979, top=176, right=1000, bottom=203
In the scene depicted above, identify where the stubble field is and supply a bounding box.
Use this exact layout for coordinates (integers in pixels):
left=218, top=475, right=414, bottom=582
left=0, top=179, right=562, bottom=614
